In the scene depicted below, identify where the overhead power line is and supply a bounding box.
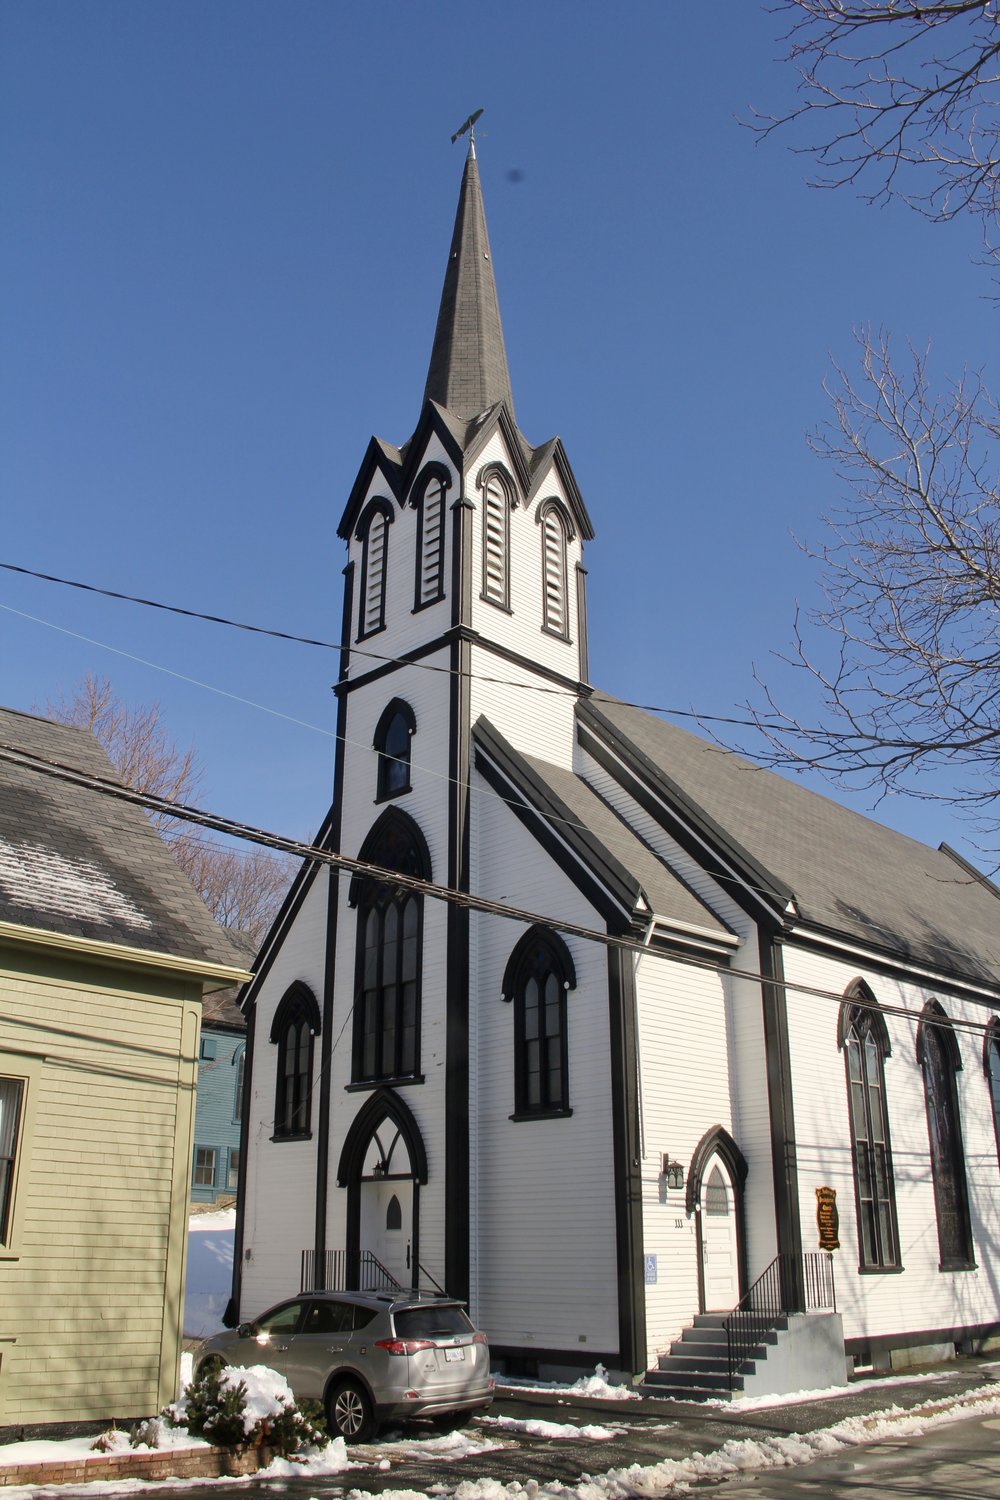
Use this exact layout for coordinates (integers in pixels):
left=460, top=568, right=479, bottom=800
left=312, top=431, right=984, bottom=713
left=0, top=559, right=762, bottom=728
left=2, top=739, right=998, bottom=1045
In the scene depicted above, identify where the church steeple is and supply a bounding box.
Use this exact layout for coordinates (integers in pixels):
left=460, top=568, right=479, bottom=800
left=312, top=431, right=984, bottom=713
left=422, top=143, right=515, bottom=423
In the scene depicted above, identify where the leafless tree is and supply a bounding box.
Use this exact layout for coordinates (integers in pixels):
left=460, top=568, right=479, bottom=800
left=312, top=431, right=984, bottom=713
left=45, top=674, right=293, bottom=942
left=743, top=327, right=1000, bottom=834
left=758, top=2, right=1000, bottom=250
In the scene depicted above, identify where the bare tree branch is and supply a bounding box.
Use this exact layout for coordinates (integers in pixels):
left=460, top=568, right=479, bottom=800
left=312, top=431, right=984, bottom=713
left=44, top=674, right=293, bottom=941
left=756, top=1, right=1000, bottom=235
left=740, top=328, right=1000, bottom=839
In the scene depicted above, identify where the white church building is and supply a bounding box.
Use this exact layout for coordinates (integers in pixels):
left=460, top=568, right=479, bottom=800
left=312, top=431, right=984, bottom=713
left=231, top=144, right=1000, bottom=1395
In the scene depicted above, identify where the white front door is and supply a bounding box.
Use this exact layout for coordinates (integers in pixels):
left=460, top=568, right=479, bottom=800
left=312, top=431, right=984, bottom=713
left=701, top=1157, right=740, bottom=1310
left=360, top=1177, right=412, bottom=1287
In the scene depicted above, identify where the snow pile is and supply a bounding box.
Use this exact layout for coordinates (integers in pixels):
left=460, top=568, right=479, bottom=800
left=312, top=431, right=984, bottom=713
left=184, top=1209, right=235, bottom=1338
left=494, top=1363, right=639, bottom=1402
left=219, top=1365, right=296, bottom=1438
left=483, top=1415, right=622, bottom=1440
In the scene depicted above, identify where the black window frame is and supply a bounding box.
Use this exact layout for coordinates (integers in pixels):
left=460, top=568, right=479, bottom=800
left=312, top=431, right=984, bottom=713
left=270, top=982, right=321, bottom=1142
left=355, top=497, right=395, bottom=641
left=411, top=463, right=451, bottom=612
left=918, top=1000, right=975, bottom=1271
left=983, top=1018, right=1000, bottom=1172
left=373, top=698, right=416, bottom=802
left=348, top=810, right=431, bottom=1088
left=839, top=984, right=902, bottom=1272
left=478, top=464, right=515, bottom=612
left=502, top=925, right=576, bottom=1121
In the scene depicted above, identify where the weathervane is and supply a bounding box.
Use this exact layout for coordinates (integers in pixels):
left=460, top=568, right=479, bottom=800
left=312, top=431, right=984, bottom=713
left=451, top=108, right=484, bottom=146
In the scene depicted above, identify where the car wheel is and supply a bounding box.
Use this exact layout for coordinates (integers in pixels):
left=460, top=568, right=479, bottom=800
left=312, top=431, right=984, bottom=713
left=195, top=1355, right=225, bottom=1382
left=326, top=1378, right=377, bottom=1443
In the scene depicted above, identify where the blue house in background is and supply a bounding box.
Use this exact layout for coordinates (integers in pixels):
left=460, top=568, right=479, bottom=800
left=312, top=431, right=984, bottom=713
left=191, top=978, right=248, bottom=1204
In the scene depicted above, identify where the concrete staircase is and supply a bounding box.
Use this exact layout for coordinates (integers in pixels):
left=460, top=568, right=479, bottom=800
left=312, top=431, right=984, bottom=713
left=639, top=1313, right=787, bottom=1402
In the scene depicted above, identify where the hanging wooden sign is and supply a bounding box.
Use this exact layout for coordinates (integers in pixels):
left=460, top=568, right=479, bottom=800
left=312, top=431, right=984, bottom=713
left=815, top=1186, right=840, bottom=1250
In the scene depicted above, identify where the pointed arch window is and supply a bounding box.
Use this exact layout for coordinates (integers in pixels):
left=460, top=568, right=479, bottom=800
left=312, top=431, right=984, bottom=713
left=537, top=499, right=574, bottom=641
left=983, top=1020, right=1000, bottom=1171
left=839, top=984, right=900, bottom=1270
left=270, top=983, right=321, bottom=1141
left=502, top=926, right=576, bottom=1119
left=349, top=811, right=431, bottom=1085
left=374, top=698, right=416, bottom=801
left=918, top=1001, right=974, bottom=1270
left=356, top=498, right=394, bottom=640
left=412, top=465, right=450, bottom=610
left=479, top=467, right=513, bottom=611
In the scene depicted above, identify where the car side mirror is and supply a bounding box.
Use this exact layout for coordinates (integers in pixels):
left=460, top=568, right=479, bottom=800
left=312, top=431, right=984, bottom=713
left=238, top=1322, right=255, bottom=1338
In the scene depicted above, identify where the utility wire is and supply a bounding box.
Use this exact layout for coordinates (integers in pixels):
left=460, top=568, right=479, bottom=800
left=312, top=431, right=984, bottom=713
left=0, top=559, right=762, bottom=728
left=5, top=595, right=997, bottom=974
left=2, top=739, right=998, bottom=1045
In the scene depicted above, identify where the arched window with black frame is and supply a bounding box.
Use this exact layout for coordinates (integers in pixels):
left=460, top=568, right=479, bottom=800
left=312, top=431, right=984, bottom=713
left=983, top=1019, right=1000, bottom=1171
left=411, top=464, right=451, bottom=610
left=536, top=498, right=574, bottom=640
left=478, top=464, right=514, bottom=611
left=501, top=926, right=576, bottom=1119
left=355, top=497, right=394, bottom=640
left=918, top=1000, right=975, bottom=1270
left=839, top=982, right=901, bottom=1270
left=373, top=698, right=416, bottom=802
left=349, top=810, right=431, bottom=1086
left=270, top=983, right=321, bottom=1141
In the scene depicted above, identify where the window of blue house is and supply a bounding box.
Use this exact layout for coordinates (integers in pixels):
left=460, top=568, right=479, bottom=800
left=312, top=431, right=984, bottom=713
left=227, top=1147, right=240, bottom=1192
left=193, top=1146, right=216, bottom=1188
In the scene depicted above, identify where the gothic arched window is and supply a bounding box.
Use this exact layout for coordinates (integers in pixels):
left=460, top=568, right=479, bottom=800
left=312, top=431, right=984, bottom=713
left=839, top=983, right=900, bottom=1270
left=349, top=811, right=431, bottom=1085
left=502, top=926, right=576, bottom=1119
left=537, top=499, right=573, bottom=640
left=479, top=466, right=514, bottom=610
left=356, top=498, right=394, bottom=640
left=412, top=465, right=450, bottom=609
left=374, top=698, right=416, bottom=801
left=983, top=1020, right=1000, bottom=1171
left=918, top=1001, right=974, bottom=1270
left=270, top=983, right=321, bottom=1141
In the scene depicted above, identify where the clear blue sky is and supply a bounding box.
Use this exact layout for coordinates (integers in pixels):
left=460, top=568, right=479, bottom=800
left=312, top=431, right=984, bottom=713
left=2, top=3, right=994, bottom=863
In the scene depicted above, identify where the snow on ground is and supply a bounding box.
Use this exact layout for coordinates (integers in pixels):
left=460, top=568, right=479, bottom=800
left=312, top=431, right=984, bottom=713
left=481, top=1416, right=623, bottom=1440
left=184, top=1210, right=235, bottom=1339
left=493, top=1365, right=639, bottom=1401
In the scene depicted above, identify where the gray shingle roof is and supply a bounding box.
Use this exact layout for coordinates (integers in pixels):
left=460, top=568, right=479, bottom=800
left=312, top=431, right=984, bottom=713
left=474, top=717, right=733, bottom=942
left=582, top=695, right=1000, bottom=990
left=0, top=705, right=245, bottom=972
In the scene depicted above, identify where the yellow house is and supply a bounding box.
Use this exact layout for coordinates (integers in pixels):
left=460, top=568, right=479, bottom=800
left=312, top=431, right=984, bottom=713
left=0, top=706, right=249, bottom=1436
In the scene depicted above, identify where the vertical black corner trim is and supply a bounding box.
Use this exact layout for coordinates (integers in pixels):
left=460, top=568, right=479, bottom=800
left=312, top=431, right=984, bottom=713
left=760, top=938, right=804, bottom=1310
left=607, top=941, right=645, bottom=1374
left=575, top=564, right=589, bottom=686
left=445, top=622, right=472, bottom=1300
left=314, top=700, right=349, bottom=1285
left=229, top=997, right=256, bottom=1324
left=451, top=484, right=474, bottom=632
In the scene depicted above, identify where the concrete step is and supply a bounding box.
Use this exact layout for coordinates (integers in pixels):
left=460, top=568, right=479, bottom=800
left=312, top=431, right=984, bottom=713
left=643, top=1365, right=750, bottom=1391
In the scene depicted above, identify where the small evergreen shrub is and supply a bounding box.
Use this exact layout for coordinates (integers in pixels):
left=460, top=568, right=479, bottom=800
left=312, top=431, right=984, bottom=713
left=166, top=1362, right=328, bottom=1456
left=167, top=1364, right=249, bottom=1448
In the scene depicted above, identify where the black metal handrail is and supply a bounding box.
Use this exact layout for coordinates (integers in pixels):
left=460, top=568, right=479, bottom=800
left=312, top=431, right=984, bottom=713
left=724, top=1251, right=835, bottom=1388
left=300, top=1248, right=402, bottom=1293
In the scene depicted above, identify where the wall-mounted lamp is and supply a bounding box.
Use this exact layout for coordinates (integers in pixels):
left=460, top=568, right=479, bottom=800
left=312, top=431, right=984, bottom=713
left=372, top=1161, right=387, bottom=1178
left=661, top=1156, right=685, bottom=1190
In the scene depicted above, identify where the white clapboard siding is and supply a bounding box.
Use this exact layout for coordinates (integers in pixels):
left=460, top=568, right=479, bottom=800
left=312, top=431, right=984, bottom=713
left=240, top=870, right=331, bottom=1314
left=577, top=748, right=778, bottom=1279
left=470, top=766, right=619, bottom=1353
left=782, top=943, right=1000, bottom=1344
left=469, top=645, right=577, bottom=768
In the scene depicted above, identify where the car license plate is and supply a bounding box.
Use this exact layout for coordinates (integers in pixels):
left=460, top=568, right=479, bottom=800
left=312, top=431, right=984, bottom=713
left=445, top=1347, right=465, bottom=1362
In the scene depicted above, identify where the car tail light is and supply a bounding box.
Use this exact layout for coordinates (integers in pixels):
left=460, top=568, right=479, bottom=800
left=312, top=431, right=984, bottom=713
left=472, top=1332, right=488, bottom=1345
left=375, top=1338, right=434, bottom=1355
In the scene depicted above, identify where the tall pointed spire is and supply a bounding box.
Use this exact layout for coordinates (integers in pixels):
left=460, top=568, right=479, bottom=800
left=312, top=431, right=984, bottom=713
left=423, top=143, right=515, bottom=422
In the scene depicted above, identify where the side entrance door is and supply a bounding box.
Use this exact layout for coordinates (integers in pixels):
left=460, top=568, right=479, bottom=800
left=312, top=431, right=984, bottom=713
left=699, top=1156, right=740, bottom=1310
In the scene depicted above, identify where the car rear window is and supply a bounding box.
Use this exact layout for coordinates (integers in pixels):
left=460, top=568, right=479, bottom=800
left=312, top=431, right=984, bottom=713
left=393, top=1304, right=474, bottom=1339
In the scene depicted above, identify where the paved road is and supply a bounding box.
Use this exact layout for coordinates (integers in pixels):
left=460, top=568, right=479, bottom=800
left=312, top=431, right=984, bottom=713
left=694, top=1410, right=1000, bottom=1496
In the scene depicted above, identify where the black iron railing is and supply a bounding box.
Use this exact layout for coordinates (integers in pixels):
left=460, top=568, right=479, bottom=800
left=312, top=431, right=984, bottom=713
left=724, top=1251, right=835, bottom=1389
left=300, top=1248, right=402, bottom=1293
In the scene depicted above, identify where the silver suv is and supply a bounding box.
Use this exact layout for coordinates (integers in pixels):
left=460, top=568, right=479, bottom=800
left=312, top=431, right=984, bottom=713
left=193, top=1290, right=493, bottom=1442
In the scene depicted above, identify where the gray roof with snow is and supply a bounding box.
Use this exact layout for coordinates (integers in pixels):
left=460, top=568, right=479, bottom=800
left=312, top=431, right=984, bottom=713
left=0, top=705, right=244, bottom=972
left=582, top=695, right=1000, bottom=990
